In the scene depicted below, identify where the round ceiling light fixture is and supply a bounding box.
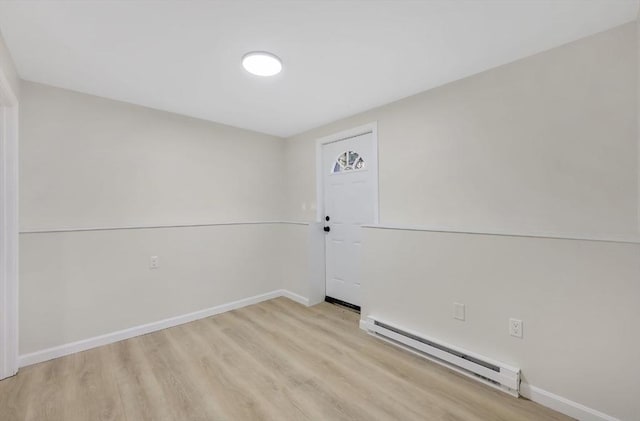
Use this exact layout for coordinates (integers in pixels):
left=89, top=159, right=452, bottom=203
left=242, top=51, right=282, bottom=76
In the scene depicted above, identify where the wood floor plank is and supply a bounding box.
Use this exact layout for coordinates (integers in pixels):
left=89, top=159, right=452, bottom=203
left=62, top=346, right=127, bottom=421
left=0, top=361, right=38, bottom=420
left=0, top=298, right=573, bottom=421
left=208, top=312, right=373, bottom=421
left=234, top=304, right=436, bottom=420
left=27, top=349, right=73, bottom=421
left=109, top=336, right=174, bottom=421
left=169, top=317, right=304, bottom=420
left=137, top=328, right=224, bottom=421
left=191, top=314, right=311, bottom=420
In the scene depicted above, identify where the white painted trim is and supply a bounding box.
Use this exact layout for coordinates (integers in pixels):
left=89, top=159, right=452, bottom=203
left=0, top=65, right=19, bottom=380
left=280, top=289, right=310, bottom=306
left=361, top=223, right=640, bottom=245
left=18, top=289, right=309, bottom=368
left=315, top=122, right=379, bottom=224
left=20, top=221, right=311, bottom=235
left=520, top=383, right=620, bottom=421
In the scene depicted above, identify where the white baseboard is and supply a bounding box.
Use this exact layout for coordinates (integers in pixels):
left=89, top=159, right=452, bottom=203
left=520, top=383, right=619, bottom=421
left=19, top=289, right=309, bottom=368
left=280, top=289, right=310, bottom=306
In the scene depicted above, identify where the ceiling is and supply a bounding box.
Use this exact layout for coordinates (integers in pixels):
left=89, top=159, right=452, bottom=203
left=0, top=1, right=638, bottom=137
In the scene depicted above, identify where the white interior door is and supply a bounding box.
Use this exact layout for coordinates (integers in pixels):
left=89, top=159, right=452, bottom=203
left=322, top=132, right=376, bottom=307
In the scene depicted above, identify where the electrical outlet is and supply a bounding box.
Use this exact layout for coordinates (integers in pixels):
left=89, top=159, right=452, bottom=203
left=453, top=302, right=465, bottom=321
left=509, top=318, right=523, bottom=338
left=150, top=255, right=159, bottom=269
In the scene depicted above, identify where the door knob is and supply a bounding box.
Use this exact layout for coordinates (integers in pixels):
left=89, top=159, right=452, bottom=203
left=324, top=226, right=331, bottom=232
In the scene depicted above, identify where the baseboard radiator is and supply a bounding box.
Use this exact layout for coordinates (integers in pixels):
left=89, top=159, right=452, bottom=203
left=361, top=317, right=520, bottom=397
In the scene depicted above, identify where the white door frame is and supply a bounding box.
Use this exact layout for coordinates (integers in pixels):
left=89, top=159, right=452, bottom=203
left=314, top=122, right=379, bottom=304
left=0, top=67, right=19, bottom=380
left=315, top=122, right=379, bottom=224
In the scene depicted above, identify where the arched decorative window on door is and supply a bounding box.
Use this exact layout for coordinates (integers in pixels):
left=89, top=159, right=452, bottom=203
left=332, top=150, right=365, bottom=173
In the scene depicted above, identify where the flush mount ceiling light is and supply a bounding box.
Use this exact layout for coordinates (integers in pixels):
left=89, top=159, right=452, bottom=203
left=242, top=51, right=282, bottom=76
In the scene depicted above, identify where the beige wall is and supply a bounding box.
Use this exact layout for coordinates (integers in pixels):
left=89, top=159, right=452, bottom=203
left=18, top=82, right=290, bottom=354
left=284, top=23, right=640, bottom=420
left=279, top=222, right=325, bottom=306
left=279, top=224, right=311, bottom=298
left=20, top=224, right=284, bottom=354
left=361, top=228, right=640, bottom=420
left=286, top=23, right=638, bottom=240
left=20, top=82, right=285, bottom=231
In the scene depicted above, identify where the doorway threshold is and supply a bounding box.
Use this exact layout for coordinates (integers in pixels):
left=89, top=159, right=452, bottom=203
left=325, top=296, right=361, bottom=313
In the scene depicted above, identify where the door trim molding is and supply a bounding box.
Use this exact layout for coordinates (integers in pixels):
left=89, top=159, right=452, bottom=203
left=0, top=67, right=19, bottom=380
left=315, top=122, right=379, bottom=224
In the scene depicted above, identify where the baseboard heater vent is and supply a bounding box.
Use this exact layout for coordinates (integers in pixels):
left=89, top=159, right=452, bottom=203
left=360, top=317, right=520, bottom=397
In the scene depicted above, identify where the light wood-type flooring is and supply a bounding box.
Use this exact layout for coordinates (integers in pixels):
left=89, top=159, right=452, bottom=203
left=0, top=297, right=571, bottom=420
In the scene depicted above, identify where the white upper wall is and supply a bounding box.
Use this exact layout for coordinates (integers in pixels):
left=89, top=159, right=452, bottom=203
left=285, top=23, right=639, bottom=240
left=20, top=82, right=285, bottom=231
